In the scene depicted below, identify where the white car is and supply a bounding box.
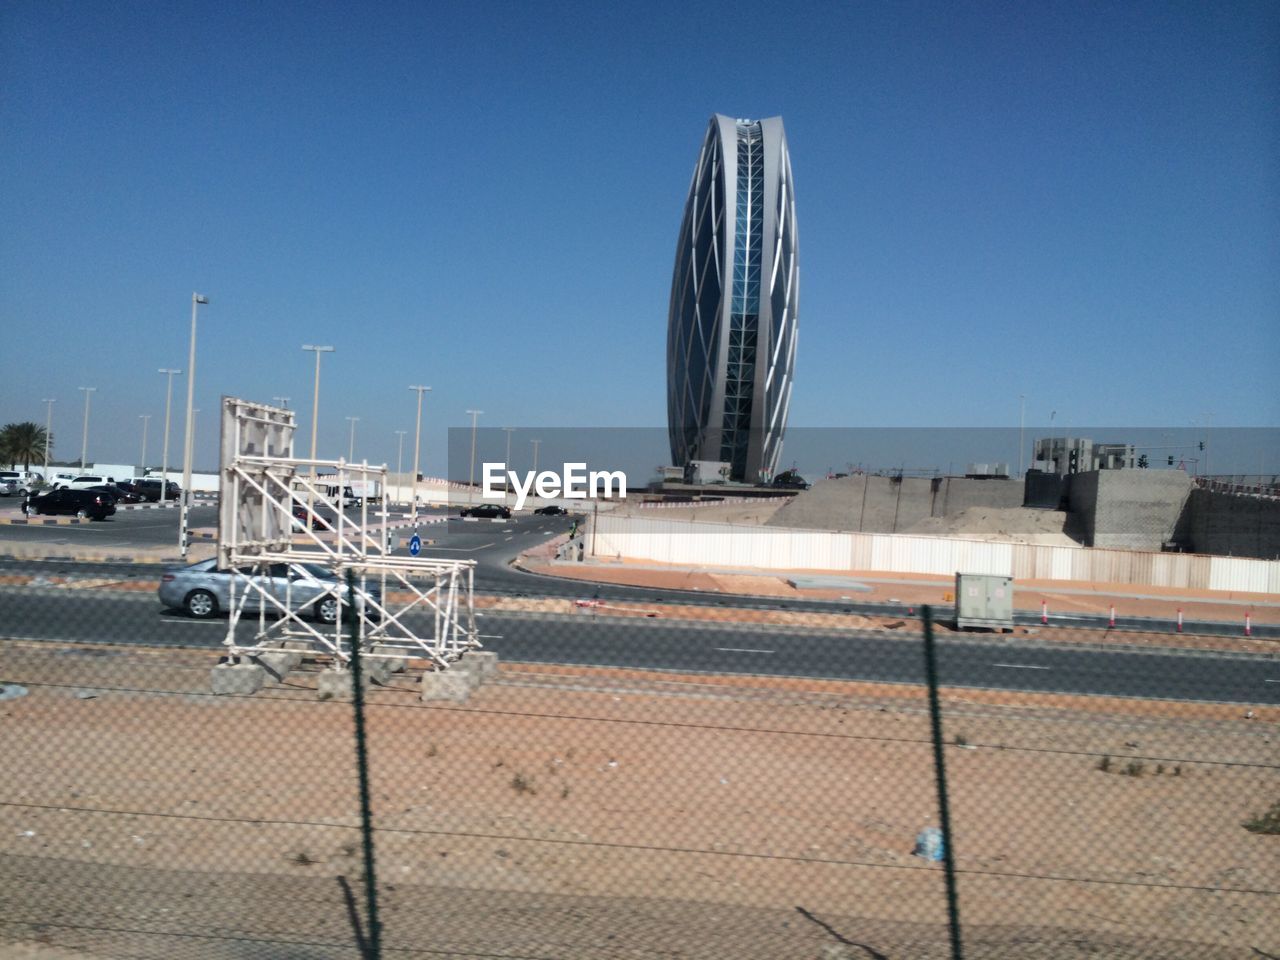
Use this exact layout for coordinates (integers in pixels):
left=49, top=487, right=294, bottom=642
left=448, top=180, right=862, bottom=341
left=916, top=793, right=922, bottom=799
left=0, top=470, right=37, bottom=496
left=65, top=475, right=115, bottom=490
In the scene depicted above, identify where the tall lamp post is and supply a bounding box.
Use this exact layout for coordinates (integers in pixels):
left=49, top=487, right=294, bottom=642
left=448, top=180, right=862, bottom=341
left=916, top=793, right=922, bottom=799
left=42, top=398, right=55, bottom=477
left=346, top=416, right=360, bottom=461
left=530, top=438, right=541, bottom=477
left=158, top=368, right=181, bottom=500
left=502, top=427, right=515, bottom=470
left=139, top=414, right=151, bottom=473
left=466, top=409, right=483, bottom=503
left=395, top=430, right=407, bottom=505
left=408, top=385, right=431, bottom=522
left=302, top=345, right=335, bottom=529
left=179, top=293, right=209, bottom=559
left=78, top=386, right=96, bottom=472
left=1018, top=394, right=1026, bottom=478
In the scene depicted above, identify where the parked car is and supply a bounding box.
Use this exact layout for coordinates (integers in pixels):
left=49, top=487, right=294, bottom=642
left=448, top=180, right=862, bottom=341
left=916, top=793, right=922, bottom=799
left=24, top=488, right=116, bottom=520
left=0, top=470, right=37, bottom=496
left=532, top=505, right=569, bottom=515
left=89, top=483, right=142, bottom=504
left=63, top=475, right=115, bottom=491
left=770, top=471, right=810, bottom=490
left=134, top=478, right=182, bottom=502
left=158, top=558, right=381, bottom=622
left=460, top=503, right=511, bottom=519
left=291, top=503, right=333, bottom=531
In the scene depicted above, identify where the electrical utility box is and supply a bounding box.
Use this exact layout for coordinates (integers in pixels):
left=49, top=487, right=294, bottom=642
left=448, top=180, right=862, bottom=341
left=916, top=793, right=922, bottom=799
left=954, top=573, right=1014, bottom=631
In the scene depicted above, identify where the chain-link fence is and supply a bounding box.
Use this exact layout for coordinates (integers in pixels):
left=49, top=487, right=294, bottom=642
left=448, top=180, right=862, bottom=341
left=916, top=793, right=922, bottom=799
left=3, top=587, right=1277, bottom=959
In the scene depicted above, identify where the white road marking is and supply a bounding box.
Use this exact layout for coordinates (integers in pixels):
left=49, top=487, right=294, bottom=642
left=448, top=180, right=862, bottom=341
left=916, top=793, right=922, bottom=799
left=715, top=647, right=775, bottom=655
left=504, top=536, right=514, bottom=541
left=992, top=662, right=1051, bottom=671
left=1265, top=679, right=1280, bottom=684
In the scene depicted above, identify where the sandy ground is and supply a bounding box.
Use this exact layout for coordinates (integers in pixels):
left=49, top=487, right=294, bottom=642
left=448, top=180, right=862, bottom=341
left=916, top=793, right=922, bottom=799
left=904, top=507, right=1078, bottom=546
left=1, top=641, right=1277, bottom=959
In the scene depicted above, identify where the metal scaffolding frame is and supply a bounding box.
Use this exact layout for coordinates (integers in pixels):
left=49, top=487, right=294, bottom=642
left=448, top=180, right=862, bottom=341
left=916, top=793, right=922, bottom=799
left=218, top=397, right=478, bottom=668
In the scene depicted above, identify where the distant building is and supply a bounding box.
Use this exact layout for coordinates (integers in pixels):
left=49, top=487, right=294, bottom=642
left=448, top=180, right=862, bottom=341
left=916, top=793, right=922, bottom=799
left=1032, top=437, right=1137, bottom=477
left=667, top=114, right=799, bottom=483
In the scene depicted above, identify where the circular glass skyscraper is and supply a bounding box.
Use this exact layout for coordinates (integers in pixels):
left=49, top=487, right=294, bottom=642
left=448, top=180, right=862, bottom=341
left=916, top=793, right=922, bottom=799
left=667, top=114, right=799, bottom=483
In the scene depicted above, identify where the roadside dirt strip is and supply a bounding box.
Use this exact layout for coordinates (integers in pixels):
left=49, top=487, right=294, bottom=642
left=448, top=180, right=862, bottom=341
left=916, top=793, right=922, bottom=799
left=1, top=643, right=1277, bottom=959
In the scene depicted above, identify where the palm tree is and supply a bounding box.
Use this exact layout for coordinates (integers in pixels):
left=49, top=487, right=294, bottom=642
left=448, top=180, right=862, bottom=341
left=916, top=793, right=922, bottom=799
left=0, top=422, right=51, bottom=470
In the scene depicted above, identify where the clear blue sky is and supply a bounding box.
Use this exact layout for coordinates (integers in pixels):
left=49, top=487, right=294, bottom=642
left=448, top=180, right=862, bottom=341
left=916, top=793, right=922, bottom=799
left=3, top=0, right=1277, bottom=475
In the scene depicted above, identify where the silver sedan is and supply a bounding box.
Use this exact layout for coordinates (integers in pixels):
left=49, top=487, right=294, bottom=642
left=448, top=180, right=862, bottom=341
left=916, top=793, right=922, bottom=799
left=158, top=559, right=378, bottom=622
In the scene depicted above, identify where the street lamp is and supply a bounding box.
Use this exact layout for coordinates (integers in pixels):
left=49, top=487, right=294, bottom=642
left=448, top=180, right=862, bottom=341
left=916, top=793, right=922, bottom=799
left=502, top=426, right=515, bottom=470
left=41, top=398, right=55, bottom=476
left=408, top=385, right=431, bottom=521
left=78, top=386, right=96, bottom=472
left=302, top=345, right=335, bottom=530
left=139, top=414, right=151, bottom=472
left=530, top=438, right=541, bottom=475
left=395, top=430, right=407, bottom=504
left=180, top=293, right=208, bottom=559
left=346, top=416, right=360, bottom=461
left=1018, top=394, right=1026, bottom=478
left=158, top=368, right=181, bottom=500
left=273, top=396, right=290, bottom=409
left=466, top=409, right=483, bottom=503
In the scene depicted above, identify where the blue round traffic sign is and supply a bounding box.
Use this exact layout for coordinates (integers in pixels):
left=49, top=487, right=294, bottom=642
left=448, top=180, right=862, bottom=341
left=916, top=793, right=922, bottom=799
left=408, top=534, right=422, bottom=556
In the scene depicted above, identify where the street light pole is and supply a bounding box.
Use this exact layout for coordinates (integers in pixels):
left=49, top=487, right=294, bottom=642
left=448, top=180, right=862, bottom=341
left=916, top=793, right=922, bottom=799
left=531, top=438, right=541, bottom=475
left=346, top=416, right=359, bottom=461
left=466, top=409, right=483, bottom=503
left=179, top=293, right=209, bottom=559
left=139, top=415, right=151, bottom=473
left=78, top=386, right=96, bottom=472
left=408, top=385, right=431, bottom=522
left=42, top=398, right=55, bottom=477
left=302, top=345, right=335, bottom=531
left=158, top=369, right=181, bottom=498
left=395, top=430, right=407, bottom=505
left=1018, top=394, right=1026, bottom=478
left=502, top=427, right=515, bottom=470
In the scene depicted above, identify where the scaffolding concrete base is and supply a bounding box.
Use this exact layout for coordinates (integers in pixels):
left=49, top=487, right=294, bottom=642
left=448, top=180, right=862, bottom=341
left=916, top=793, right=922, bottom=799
left=254, top=650, right=301, bottom=682
left=420, top=671, right=472, bottom=703
left=211, top=662, right=266, bottom=696
left=461, top=650, right=499, bottom=677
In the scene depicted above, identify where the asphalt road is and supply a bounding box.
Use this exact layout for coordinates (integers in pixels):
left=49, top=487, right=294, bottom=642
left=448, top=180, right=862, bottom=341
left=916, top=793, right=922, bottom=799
left=2, top=582, right=1277, bottom=705
left=1, top=505, right=1277, bottom=639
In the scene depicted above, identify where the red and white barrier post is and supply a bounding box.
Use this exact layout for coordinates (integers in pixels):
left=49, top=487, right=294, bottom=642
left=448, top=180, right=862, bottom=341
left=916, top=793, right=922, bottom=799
left=1108, top=604, right=1116, bottom=629
left=1245, top=611, right=1252, bottom=637
left=1041, top=599, right=1048, bottom=625
left=1176, top=608, right=1183, bottom=633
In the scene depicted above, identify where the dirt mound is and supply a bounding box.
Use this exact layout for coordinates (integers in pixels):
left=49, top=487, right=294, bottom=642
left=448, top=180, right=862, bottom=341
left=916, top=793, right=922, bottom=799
left=905, top=507, right=1078, bottom=545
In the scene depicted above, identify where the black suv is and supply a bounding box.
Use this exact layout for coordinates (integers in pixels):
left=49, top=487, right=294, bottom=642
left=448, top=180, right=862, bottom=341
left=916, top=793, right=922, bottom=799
left=25, top=488, right=117, bottom=520
left=770, top=471, right=810, bottom=490
left=135, top=478, right=182, bottom=502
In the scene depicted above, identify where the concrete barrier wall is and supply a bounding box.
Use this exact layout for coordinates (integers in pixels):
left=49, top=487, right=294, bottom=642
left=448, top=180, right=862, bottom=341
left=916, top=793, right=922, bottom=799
left=1188, top=488, right=1280, bottom=560
left=1067, top=470, right=1193, bottom=550
left=590, top=513, right=1280, bottom=594
left=768, top=475, right=1024, bottom=533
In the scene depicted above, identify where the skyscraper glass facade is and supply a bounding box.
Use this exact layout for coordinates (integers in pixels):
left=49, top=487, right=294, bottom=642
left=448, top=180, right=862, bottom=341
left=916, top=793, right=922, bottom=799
left=667, top=115, right=798, bottom=482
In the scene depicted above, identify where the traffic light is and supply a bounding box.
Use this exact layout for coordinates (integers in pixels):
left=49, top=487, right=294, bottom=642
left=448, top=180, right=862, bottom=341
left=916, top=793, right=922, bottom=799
left=1168, top=455, right=1174, bottom=466
left=1068, top=449, right=1078, bottom=474
left=1198, top=441, right=1205, bottom=451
